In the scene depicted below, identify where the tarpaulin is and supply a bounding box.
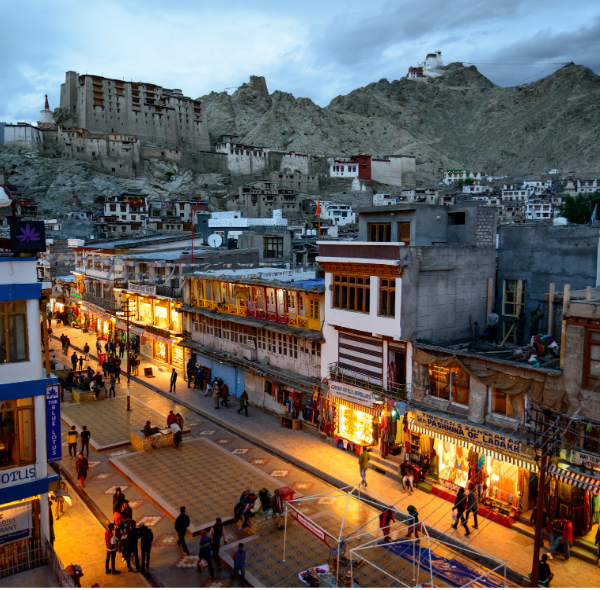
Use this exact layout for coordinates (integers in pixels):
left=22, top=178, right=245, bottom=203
left=412, top=348, right=567, bottom=411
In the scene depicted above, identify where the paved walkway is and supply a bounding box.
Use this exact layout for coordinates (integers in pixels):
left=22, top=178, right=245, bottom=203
left=51, top=324, right=600, bottom=587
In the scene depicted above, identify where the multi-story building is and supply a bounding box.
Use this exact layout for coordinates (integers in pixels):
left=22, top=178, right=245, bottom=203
left=319, top=202, right=355, bottom=226
left=57, top=71, right=210, bottom=151
left=502, top=184, right=530, bottom=201
left=328, top=154, right=416, bottom=188
left=146, top=200, right=204, bottom=232
left=97, top=190, right=149, bottom=236
left=407, top=51, right=444, bottom=79
left=577, top=179, right=600, bottom=194
left=180, top=269, right=325, bottom=417
left=230, top=181, right=300, bottom=218
left=462, top=184, right=491, bottom=195
left=443, top=170, right=485, bottom=186
left=0, top=256, right=60, bottom=578
left=524, top=198, right=553, bottom=221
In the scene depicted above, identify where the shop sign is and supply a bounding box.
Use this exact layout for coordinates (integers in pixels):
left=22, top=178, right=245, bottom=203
left=0, top=503, right=32, bottom=546
left=46, top=384, right=62, bottom=462
left=70, top=291, right=81, bottom=299
left=128, top=282, right=156, bottom=296
left=410, top=409, right=531, bottom=461
left=0, top=465, right=37, bottom=489
left=288, top=505, right=335, bottom=547
left=561, top=448, right=600, bottom=473
left=329, top=381, right=373, bottom=407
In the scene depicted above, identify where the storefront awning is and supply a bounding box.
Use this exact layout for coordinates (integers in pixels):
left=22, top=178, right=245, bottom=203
left=548, top=465, right=600, bottom=493
left=81, top=306, right=112, bottom=321
left=115, top=320, right=145, bottom=335
left=329, top=395, right=382, bottom=417
left=411, top=423, right=538, bottom=472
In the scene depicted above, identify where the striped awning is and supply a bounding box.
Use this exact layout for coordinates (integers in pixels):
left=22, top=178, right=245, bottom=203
left=329, top=395, right=382, bottom=417
left=547, top=465, right=600, bottom=493
left=411, top=424, right=538, bottom=472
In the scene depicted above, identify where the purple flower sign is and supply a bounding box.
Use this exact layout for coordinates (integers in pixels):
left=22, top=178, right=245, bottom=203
left=9, top=220, right=45, bottom=253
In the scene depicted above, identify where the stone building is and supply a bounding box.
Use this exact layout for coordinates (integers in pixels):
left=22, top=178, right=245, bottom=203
left=229, top=180, right=300, bottom=218
left=57, top=71, right=210, bottom=151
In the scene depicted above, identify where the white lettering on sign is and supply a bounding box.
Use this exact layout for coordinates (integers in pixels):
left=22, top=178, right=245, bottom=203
left=128, top=283, right=157, bottom=296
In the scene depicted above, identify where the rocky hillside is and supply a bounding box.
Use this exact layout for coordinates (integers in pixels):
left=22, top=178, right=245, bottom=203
left=0, top=147, right=228, bottom=216
left=200, top=63, right=600, bottom=183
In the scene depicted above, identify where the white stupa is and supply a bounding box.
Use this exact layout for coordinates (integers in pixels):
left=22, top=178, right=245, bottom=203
left=37, top=95, right=56, bottom=129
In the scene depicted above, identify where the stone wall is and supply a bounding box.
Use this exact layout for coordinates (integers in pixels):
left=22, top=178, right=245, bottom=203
left=475, top=206, right=497, bottom=247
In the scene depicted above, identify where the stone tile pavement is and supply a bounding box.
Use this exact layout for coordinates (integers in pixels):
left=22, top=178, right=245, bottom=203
left=51, top=324, right=600, bottom=587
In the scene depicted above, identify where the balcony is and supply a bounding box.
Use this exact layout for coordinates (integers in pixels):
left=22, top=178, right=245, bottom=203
left=156, top=285, right=182, bottom=299
left=328, top=362, right=407, bottom=400
left=82, top=292, right=120, bottom=313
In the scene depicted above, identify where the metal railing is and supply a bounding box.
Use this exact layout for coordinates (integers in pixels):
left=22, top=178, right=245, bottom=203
left=328, top=362, right=408, bottom=400
left=82, top=292, right=120, bottom=313
left=156, top=285, right=182, bottom=298
left=45, top=539, right=76, bottom=587
left=0, top=538, right=69, bottom=583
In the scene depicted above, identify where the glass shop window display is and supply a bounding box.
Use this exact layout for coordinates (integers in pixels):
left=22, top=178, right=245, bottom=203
left=428, top=364, right=470, bottom=405
left=154, top=301, right=169, bottom=329
left=139, top=297, right=154, bottom=324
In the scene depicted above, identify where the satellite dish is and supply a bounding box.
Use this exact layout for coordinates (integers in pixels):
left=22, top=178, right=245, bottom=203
left=208, top=233, right=223, bottom=248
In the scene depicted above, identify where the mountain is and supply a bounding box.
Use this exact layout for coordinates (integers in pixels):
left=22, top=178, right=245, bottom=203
left=199, top=63, right=600, bottom=183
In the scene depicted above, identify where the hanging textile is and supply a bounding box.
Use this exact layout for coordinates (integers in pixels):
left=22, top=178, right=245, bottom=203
left=388, top=417, right=397, bottom=443
left=395, top=416, right=405, bottom=446
left=387, top=361, right=397, bottom=386
left=593, top=492, right=600, bottom=524
left=419, top=435, right=431, bottom=458
left=584, top=490, right=591, bottom=535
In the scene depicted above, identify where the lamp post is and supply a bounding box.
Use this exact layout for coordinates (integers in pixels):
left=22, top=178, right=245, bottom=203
left=125, top=295, right=131, bottom=412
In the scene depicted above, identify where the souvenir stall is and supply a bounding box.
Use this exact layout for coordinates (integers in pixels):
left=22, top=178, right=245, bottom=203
left=409, top=409, right=537, bottom=528
left=263, top=380, right=318, bottom=429
left=330, top=395, right=382, bottom=455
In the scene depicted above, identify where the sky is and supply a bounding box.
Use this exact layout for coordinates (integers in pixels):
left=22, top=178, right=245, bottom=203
left=1, top=0, right=600, bottom=124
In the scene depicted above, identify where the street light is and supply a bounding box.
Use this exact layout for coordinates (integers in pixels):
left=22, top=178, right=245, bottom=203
left=125, top=295, right=132, bottom=412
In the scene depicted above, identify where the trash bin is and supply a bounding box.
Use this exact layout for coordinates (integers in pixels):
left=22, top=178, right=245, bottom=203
left=98, top=352, right=107, bottom=365
left=276, top=486, right=295, bottom=502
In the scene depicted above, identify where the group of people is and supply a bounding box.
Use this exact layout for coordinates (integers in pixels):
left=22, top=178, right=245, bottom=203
left=60, top=333, right=72, bottom=355
left=233, top=490, right=267, bottom=531
left=143, top=410, right=184, bottom=449
left=105, top=487, right=154, bottom=575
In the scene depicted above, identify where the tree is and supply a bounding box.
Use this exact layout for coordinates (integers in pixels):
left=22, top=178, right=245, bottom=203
left=464, top=176, right=475, bottom=186
left=457, top=179, right=465, bottom=190
left=559, top=191, right=600, bottom=224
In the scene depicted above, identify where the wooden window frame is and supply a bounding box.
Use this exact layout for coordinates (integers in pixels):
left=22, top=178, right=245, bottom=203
left=368, top=223, right=391, bottom=243
left=398, top=222, right=410, bottom=245
left=0, top=301, right=29, bottom=364
left=583, top=328, right=600, bottom=389
left=332, top=274, right=371, bottom=314
left=379, top=278, right=396, bottom=317
left=0, top=397, right=36, bottom=470
left=503, top=279, right=525, bottom=317
left=309, top=298, right=319, bottom=320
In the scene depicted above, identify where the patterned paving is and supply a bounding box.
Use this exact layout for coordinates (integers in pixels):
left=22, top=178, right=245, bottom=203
left=113, top=438, right=288, bottom=529
left=62, top=397, right=170, bottom=448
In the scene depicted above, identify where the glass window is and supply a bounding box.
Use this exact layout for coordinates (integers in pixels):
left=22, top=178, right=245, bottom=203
left=368, top=223, right=391, bottom=242
left=0, top=301, right=28, bottom=363
left=139, top=298, right=153, bottom=324
left=264, top=237, right=284, bottom=258
left=154, top=302, right=169, bottom=328
left=332, top=275, right=370, bottom=313
left=429, top=365, right=451, bottom=400
left=379, top=279, right=396, bottom=317
left=584, top=329, right=600, bottom=389
left=491, top=388, right=524, bottom=420
left=0, top=397, right=35, bottom=469
left=428, top=365, right=470, bottom=405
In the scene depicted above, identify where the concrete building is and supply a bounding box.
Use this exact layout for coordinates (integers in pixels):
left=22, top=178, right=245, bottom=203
left=97, top=190, right=150, bottom=236
left=524, top=198, right=553, bottom=221
left=320, top=202, right=355, bottom=226
left=0, top=257, right=59, bottom=578
left=317, top=202, right=497, bottom=400
left=502, top=184, right=530, bottom=201
left=496, top=224, right=600, bottom=344
left=180, top=268, right=325, bottom=416
left=269, top=171, right=320, bottom=192
left=443, top=170, right=485, bottom=186
left=328, top=154, right=416, bottom=188
left=57, top=71, right=210, bottom=151
left=577, top=179, right=600, bottom=194
left=0, top=123, right=43, bottom=152
left=407, top=51, right=444, bottom=79
left=230, top=180, right=300, bottom=218
left=146, top=200, right=203, bottom=232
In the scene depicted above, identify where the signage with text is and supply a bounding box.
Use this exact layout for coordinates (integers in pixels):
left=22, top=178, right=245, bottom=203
left=561, top=448, right=600, bottom=473
left=0, top=465, right=37, bottom=489
left=0, top=503, right=32, bottom=546
left=128, top=282, right=157, bottom=296
left=329, top=381, right=373, bottom=407
left=9, top=220, right=46, bottom=254
left=46, top=384, right=62, bottom=462
left=409, top=409, right=531, bottom=462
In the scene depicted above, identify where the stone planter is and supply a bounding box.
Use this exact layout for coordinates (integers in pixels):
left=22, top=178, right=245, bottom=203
left=71, top=388, right=99, bottom=403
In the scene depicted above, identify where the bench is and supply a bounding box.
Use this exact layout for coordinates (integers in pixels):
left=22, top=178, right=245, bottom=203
left=72, top=388, right=102, bottom=403
left=130, top=427, right=191, bottom=452
left=233, top=493, right=293, bottom=535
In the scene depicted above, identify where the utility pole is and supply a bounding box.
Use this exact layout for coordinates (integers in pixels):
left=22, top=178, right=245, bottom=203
left=530, top=421, right=549, bottom=588
left=125, top=295, right=131, bottom=411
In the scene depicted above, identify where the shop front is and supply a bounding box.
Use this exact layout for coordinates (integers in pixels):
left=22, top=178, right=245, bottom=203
left=115, top=320, right=144, bottom=349
left=408, top=409, right=538, bottom=528
left=142, top=330, right=184, bottom=371
left=81, top=303, right=113, bottom=340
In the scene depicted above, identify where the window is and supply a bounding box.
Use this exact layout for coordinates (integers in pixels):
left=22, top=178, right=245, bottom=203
left=368, top=223, right=391, bottom=242
left=448, top=212, right=466, bottom=225
left=428, top=365, right=469, bottom=405
left=333, top=275, right=370, bottom=313
left=311, top=341, right=321, bottom=357
left=0, top=397, right=35, bottom=469
left=264, top=237, right=283, bottom=258
left=491, top=388, right=524, bottom=420
left=503, top=280, right=526, bottom=317
left=379, top=279, right=396, bottom=317
left=583, top=329, right=600, bottom=388
left=0, top=301, right=28, bottom=363
left=503, top=321, right=517, bottom=344
left=309, top=299, right=319, bottom=320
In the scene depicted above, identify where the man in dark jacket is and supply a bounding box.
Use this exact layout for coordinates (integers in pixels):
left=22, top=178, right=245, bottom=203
left=175, top=506, right=190, bottom=555
left=400, top=459, right=414, bottom=494
left=169, top=368, right=178, bottom=392
left=113, top=487, right=126, bottom=515
left=105, top=523, right=120, bottom=575
left=198, top=529, right=215, bottom=579
left=451, top=486, right=470, bottom=535
left=126, top=520, right=140, bottom=572
left=139, top=522, right=154, bottom=574
left=466, top=482, right=479, bottom=530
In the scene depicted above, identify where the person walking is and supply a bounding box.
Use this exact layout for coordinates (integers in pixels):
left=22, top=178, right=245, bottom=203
left=536, top=554, right=554, bottom=585
left=198, top=529, right=215, bottom=579
left=212, top=381, right=220, bottom=410
left=400, top=459, right=414, bottom=495
left=70, top=351, right=78, bottom=372
left=451, top=486, right=470, bottom=536
left=466, top=482, right=479, bottom=530
left=175, top=506, right=190, bottom=556
left=487, top=309, right=500, bottom=344
left=119, top=340, right=125, bottom=358
left=105, top=523, right=120, bottom=575
left=80, top=426, right=91, bottom=457
left=210, top=518, right=226, bottom=568
left=96, top=340, right=102, bottom=356
left=83, top=342, right=90, bottom=361
left=76, top=452, right=88, bottom=488
left=139, top=522, right=153, bottom=574
left=358, top=447, right=371, bottom=487
left=67, top=425, right=78, bottom=458
left=237, top=390, right=249, bottom=416
left=126, top=519, right=140, bottom=572
left=105, top=340, right=111, bottom=355
left=78, top=355, right=84, bottom=371
left=108, top=375, right=116, bottom=398
left=232, top=542, right=246, bottom=586
left=405, top=505, right=420, bottom=539
left=379, top=507, right=395, bottom=542
left=169, top=368, right=178, bottom=393
left=186, top=360, right=195, bottom=388
left=65, top=336, right=71, bottom=356
left=220, top=382, right=229, bottom=408
left=204, top=379, right=213, bottom=398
